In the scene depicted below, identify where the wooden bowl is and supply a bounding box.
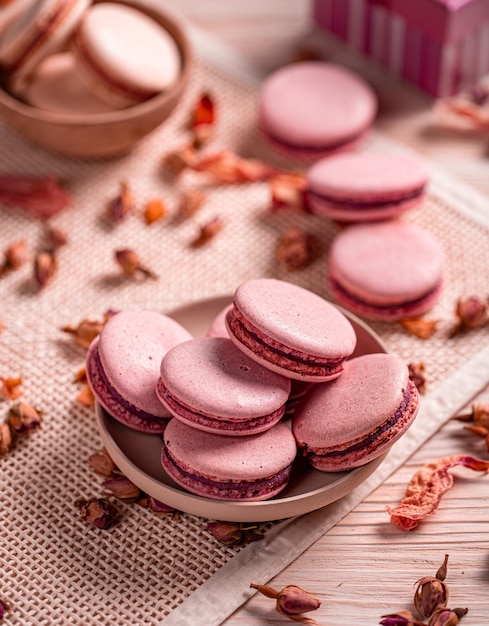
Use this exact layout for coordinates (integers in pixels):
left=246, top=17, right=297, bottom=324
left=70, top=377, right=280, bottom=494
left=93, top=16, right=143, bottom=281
left=0, top=0, right=191, bottom=158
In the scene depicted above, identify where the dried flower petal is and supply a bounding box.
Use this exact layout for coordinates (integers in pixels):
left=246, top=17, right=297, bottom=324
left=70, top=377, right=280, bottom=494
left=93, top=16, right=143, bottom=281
left=269, top=173, right=308, bottom=212
left=76, top=384, right=95, bottom=407
left=380, top=610, right=425, bottom=625
left=450, top=296, right=489, bottom=337
left=454, top=403, right=489, bottom=428
left=7, top=402, right=42, bottom=434
left=250, top=583, right=321, bottom=625
left=178, top=189, right=206, bottom=218
left=75, top=497, right=119, bottom=529
left=191, top=217, right=223, bottom=247
left=102, top=475, right=142, bottom=502
left=143, top=198, right=167, bottom=224
left=414, top=554, right=449, bottom=619
left=44, top=226, right=68, bottom=251
left=0, top=376, right=22, bottom=400
left=0, top=174, right=72, bottom=219
left=0, top=597, right=12, bottom=620
left=34, top=250, right=57, bottom=288
left=207, top=521, right=262, bottom=546
left=88, top=449, right=119, bottom=478
left=400, top=317, right=439, bottom=339
left=0, top=239, right=27, bottom=275
left=114, top=249, right=158, bottom=280
left=107, top=180, right=135, bottom=221
left=408, top=362, right=427, bottom=394
left=137, top=495, right=177, bottom=517
left=275, top=227, right=317, bottom=271
left=189, top=92, right=216, bottom=147
left=386, top=455, right=489, bottom=531
left=61, top=317, right=106, bottom=350
left=192, top=149, right=278, bottom=184
left=0, top=422, right=15, bottom=455
left=427, top=607, right=468, bottom=626
left=162, top=145, right=198, bottom=176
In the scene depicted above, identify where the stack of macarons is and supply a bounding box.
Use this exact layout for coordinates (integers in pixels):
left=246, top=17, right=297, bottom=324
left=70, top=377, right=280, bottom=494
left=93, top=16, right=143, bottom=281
left=0, top=0, right=183, bottom=114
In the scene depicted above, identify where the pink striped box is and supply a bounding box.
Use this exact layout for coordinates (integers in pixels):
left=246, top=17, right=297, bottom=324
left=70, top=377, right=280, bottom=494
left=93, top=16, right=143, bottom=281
left=312, top=0, right=489, bottom=97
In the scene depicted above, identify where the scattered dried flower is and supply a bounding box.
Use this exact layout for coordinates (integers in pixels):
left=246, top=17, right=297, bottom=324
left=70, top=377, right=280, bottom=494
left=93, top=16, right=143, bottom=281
left=76, top=384, right=95, bottom=407
left=143, top=198, right=167, bottom=225
left=7, top=402, right=42, bottom=434
left=408, top=363, right=427, bottom=394
left=88, top=448, right=119, bottom=478
left=189, top=92, right=216, bottom=147
left=207, top=521, right=262, bottom=547
left=427, top=607, right=468, bottom=626
left=162, top=145, right=198, bottom=176
left=33, top=250, right=57, bottom=288
left=137, top=495, right=177, bottom=517
left=0, top=422, right=15, bottom=455
left=61, top=317, right=107, bottom=349
left=386, top=455, right=489, bottom=531
left=0, top=174, right=72, bottom=219
left=269, top=173, right=308, bottom=212
left=275, top=227, right=317, bottom=271
left=102, top=475, right=142, bottom=503
left=414, top=554, right=449, bottom=619
left=191, top=217, right=223, bottom=247
left=0, top=239, right=27, bottom=275
left=178, top=189, right=206, bottom=219
left=380, top=610, right=425, bottom=625
left=0, top=597, right=12, bottom=620
left=0, top=376, right=22, bottom=400
left=114, top=249, right=158, bottom=280
left=400, top=317, right=439, bottom=339
left=437, top=73, right=489, bottom=130
left=192, top=149, right=278, bottom=184
left=454, top=403, right=489, bottom=428
left=75, top=497, right=119, bottom=529
left=107, top=180, right=135, bottom=222
left=44, top=226, right=68, bottom=251
left=450, top=296, right=489, bottom=337
left=250, top=583, right=321, bottom=625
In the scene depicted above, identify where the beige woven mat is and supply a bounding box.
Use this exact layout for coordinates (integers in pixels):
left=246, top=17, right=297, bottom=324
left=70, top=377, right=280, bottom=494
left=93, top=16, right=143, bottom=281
left=1, top=37, right=489, bottom=626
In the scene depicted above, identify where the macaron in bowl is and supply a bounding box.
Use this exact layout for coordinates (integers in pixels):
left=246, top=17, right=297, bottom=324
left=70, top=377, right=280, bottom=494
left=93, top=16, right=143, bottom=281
left=327, top=220, right=445, bottom=321
left=225, top=278, right=357, bottom=382
left=307, top=151, right=429, bottom=222
left=161, top=418, right=297, bottom=501
left=86, top=310, right=192, bottom=433
left=258, top=61, right=378, bottom=159
left=156, top=336, right=291, bottom=436
left=292, top=353, right=419, bottom=471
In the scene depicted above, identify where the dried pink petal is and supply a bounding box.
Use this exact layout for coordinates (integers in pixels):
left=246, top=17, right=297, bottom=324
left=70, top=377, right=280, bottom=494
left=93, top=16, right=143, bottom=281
left=137, top=495, right=176, bottom=517
left=0, top=174, right=72, bottom=219
left=269, top=173, right=307, bottom=212
left=400, top=318, right=439, bottom=340
left=75, top=497, right=119, bottom=529
left=88, top=449, right=119, bottom=478
left=162, top=145, right=198, bottom=176
left=192, top=149, right=278, bottom=184
left=61, top=317, right=106, bottom=350
left=190, top=217, right=223, bottom=247
left=102, top=475, right=142, bottom=502
left=250, top=583, right=321, bottom=625
left=387, top=455, right=489, bottom=531
left=44, top=226, right=68, bottom=251
left=0, top=376, right=22, bottom=400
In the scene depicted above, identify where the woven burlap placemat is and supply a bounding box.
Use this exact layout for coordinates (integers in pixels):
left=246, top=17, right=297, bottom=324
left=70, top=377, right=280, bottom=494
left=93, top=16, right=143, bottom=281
left=1, top=32, right=489, bottom=626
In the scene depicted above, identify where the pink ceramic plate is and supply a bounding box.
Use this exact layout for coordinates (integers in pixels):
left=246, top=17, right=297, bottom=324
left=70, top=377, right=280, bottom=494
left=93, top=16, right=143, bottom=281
left=95, top=294, right=388, bottom=522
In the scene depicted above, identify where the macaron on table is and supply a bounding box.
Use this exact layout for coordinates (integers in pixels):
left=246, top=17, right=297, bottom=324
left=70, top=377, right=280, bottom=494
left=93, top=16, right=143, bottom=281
left=2, top=2, right=489, bottom=626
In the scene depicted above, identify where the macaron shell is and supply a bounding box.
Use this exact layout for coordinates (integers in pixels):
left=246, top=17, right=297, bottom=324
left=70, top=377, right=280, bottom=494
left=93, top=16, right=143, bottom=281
left=259, top=61, right=377, bottom=151
left=205, top=303, right=232, bottom=338
left=98, top=310, right=192, bottom=417
left=328, top=221, right=444, bottom=305
left=159, top=337, right=291, bottom=420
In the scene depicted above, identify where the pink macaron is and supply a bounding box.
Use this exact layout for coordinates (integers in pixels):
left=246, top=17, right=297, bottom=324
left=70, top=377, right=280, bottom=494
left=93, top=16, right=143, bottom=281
left=327, top=220, right=444, bottom=321
left=0, top=0, right=90, bottom=93
left=71, top=2, right=182, bottom=108
left=258, top=61, right=377, bottom=159
left=156, top=336, right=291, bottom=436
left=161, top=418, right=297, bottom=501
left=292, top=353, right=419, bottom=472
left=86, top=310, right=192, bottom=433
left=205, top=303, right=232, bottom=338
left=307, top=152, right=429, bottom=222
left=225, top=278, right=357, bottom=382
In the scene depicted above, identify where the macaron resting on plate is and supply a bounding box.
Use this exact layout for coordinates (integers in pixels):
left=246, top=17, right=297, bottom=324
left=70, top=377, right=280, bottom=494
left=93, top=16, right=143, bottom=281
left=259, top=61, right=377, bottom=159
left=307, top=152, right=429, bottom=222
left=161, top=418, right=297, bottom=501
left=328, top=220, right=444, bottom=321
left=292, top=353, right=419, bottom=471
left=226, top=278, right=357, bottom=382
left=86, top=310, right=192, bottom=433
left=156, top=336, right=291, bottom=436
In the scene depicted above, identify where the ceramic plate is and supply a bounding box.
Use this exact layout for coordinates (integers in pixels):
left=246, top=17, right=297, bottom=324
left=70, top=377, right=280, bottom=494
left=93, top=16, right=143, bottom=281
left=95, top=295, right=388, bottom=522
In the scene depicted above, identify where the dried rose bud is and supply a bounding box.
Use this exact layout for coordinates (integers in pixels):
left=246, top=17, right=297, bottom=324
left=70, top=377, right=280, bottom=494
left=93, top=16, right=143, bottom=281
left=0, top=376, right=22, bottom=400
left=75, top=497, right=119, bottom=529
left=269, top=173, right=307, bottom=212
left=427, top=607, right=468, bottom=626
left=178, top=189, right=206, bottom=218
left=102, top=476, right=141, bottom=502
left=454, top=403, right=489, bottom=428
left=414, top=554, right=449, bottom=619
left=400, top=318, right=439, bottom=339
left=0, top=597, right=12, bottom=619
left=114, top=249, right=158, bottom=280
left=0, top=422, right=15, bottom=455
left=7, top=402, right=42, bottom=434
left=275, top=227, right=317, bottom=271
left=143, top=198, right=167, bottom=225
left=62, top=318, right=105, bottom=349
left=191, top=217, right=223, bottom=247
left=408, top=362, right=427, bottom=394
left=450, top=296, right=488, bottom=336
left=34, top=250, right=57, bottom=288
left=162, top=145, right=198, bottom=176
left=137, top=495, right=176, bottom=517
left=250, top=583, right=321, bottom=624
left=107, top=180, right=135, bottom=221
left=207, top=521, right=262, bottom=547
left=380, top=610, right=425, bottom=625
left=88, top=449, right=119, bottom=478
left=45, top=226, right=68, bottom=251
left=1, top=239, right=27, bottom=275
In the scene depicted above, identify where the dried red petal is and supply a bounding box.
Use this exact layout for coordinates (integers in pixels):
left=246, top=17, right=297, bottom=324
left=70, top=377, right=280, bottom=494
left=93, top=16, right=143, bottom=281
left=0, top=174, right=72, bottom=219
left=387, top=455, right=489, bottom=530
